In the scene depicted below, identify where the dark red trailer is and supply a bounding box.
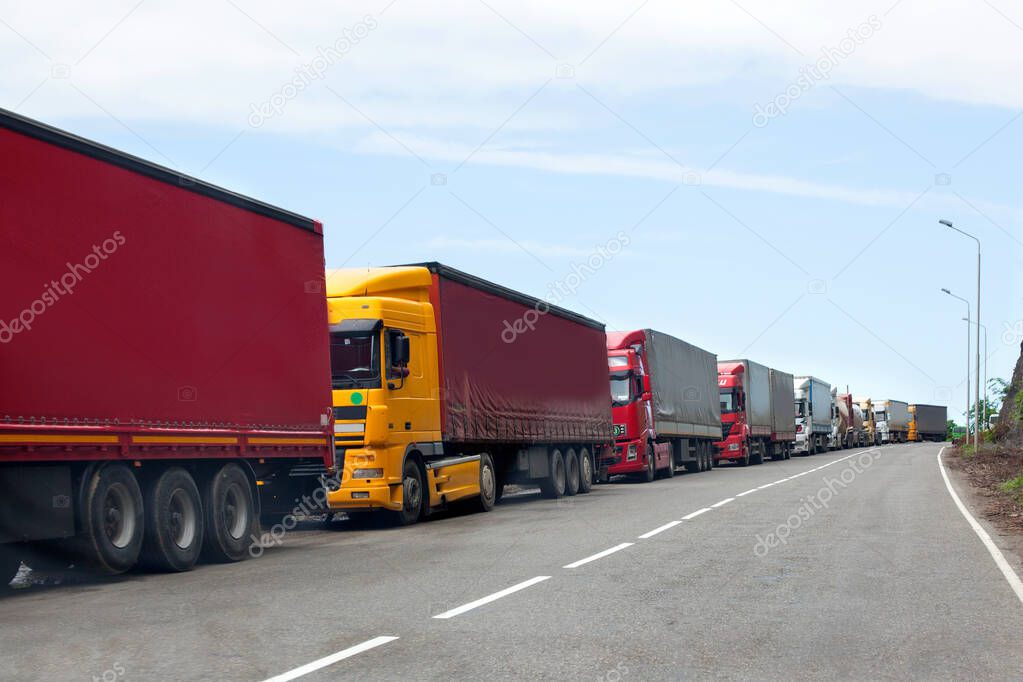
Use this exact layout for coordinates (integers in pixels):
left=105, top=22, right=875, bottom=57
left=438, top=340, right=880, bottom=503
left=0, top=108, right=333, bottom=579
left=428, top=264, right=613, bottom=497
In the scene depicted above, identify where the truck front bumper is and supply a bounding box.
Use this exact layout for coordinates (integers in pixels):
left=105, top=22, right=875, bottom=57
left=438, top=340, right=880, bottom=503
left=326, top=482, right=402, bottom=512
left=607, top=439, right=645, bottom=475
left=714, top=437, right=745, bottom=461
left=326, top=447, right=404, bottom=512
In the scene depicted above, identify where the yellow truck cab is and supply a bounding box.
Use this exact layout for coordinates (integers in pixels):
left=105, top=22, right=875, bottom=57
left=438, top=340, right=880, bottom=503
left=324, top=264, right=611, bottom=525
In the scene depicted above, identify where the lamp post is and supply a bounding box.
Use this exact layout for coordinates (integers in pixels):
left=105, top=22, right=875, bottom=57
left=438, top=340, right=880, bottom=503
left=942, top=288, right=971, bottom=438
left=940, top=220, right=981, bottom=451
left=964, top=318, right=988, bottom=429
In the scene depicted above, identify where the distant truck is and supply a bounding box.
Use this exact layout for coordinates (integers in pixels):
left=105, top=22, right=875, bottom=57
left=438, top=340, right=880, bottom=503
left=851, top=403, right=866, bottom=446
left=856, top=398, right=879, bottom=446
left=909, top=405, right=948, bottom=442
left=794, top=376, right=832, bottom=455
left=606, top=330, right=720, bottom=480
left=716, top=360, right=795, bottom=465
left=874, top=399, right=910, bottom=443
left=323, top=264, right=612, bottom=525
left=831, top=391, right=856, bottom=450
left=0, top=108, right=335, bottom=581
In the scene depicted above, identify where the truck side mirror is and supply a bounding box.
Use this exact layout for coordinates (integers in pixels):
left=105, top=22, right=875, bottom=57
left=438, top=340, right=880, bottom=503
left=393, top=334, right=410, bottom=366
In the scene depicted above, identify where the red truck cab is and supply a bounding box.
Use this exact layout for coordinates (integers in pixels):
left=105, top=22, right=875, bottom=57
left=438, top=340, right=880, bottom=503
left=716, top=365, right=747, bottom=463
left=607, top=334, right=673, bottom=481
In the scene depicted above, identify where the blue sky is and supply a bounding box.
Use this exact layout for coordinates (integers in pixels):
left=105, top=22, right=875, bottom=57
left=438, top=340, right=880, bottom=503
left=3, top=0, right=1021, bottom=422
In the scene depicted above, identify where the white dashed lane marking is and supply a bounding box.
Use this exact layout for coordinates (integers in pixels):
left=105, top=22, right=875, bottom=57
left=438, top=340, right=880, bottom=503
left=563, top=543, right=634, bottom=569
left=433, top=576, right=552, bottom=619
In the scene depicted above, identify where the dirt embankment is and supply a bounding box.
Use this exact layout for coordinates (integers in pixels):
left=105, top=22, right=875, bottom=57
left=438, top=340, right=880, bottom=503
left=947, top=340, right=1023, bottom=535
left=947, top=444, right=1023, bottom=533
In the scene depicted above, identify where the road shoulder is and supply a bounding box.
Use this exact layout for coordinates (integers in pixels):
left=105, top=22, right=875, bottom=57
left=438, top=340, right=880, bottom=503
left=942, top=446, right=1023, bottom=592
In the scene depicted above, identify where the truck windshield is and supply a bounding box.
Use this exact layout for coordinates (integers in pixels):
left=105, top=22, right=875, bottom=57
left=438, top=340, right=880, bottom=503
left=876, top=411, right=887, bottom=422
left=720, top=391, right=737, bottom=414
left=330, top=332, right=381, bottom=390
left=794, top=401, right=806, bottom=417
left=609, top=372, right=632, bottom=407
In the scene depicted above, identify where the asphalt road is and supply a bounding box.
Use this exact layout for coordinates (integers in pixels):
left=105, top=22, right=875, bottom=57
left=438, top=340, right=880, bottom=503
left=3, top=442, right=1022, bottom=681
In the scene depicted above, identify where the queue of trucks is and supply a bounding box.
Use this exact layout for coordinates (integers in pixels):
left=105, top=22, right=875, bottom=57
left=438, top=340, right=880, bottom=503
left=0, top=109, right=948, bottom=583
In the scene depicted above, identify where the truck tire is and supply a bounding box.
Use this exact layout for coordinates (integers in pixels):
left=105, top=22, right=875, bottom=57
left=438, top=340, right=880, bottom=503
left=388, top=459, right=426, bottom=526
left=539, top=449, right=567, bottom=499
left=0, top=545, right=21, bottom=586
left=564, top=450, right=580, bottom=496
left=685, top=446, right=700, bottom=473
left=751, top=442, right=764, bottom=465
left=141, top=468, right=204, bottom=572
left=202, top=463, right=258, bottom=562
left=471, top=453, right=497, bottom=513
left=663, top=447, right=675, bottom=478
left=578, top=448, right=594, bottom=494
left=76, top=463, right=145, bottom=574
left=642, top=448, right=656, bottom=482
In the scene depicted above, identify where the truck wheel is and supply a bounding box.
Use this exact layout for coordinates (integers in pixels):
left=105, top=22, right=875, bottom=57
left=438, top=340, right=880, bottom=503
left=141, top=468, right=204, bottom=572
left=540, top=449, right=567, bottom=499
left=643, top=448, right=656, bottom=482
left=564, top=450, right=580, bottom=496
left=663, top=448, right=675, bottom=478
left=578, top=448, right=594, bottom=494
left=751, top=443, right=764, bottom=465
left=77, top=464, right=145, bottom=574
left=472, top=454, right=497, bottom=513
left=202, top=463, right=258, bottom=562
left=0, top=545, right=21, bottom=586
left=388, top=459, right=426, bottom=526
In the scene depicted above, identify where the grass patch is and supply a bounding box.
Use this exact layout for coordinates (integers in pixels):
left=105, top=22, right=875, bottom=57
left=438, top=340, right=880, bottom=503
left=999, top=473, right=1023, bottom=499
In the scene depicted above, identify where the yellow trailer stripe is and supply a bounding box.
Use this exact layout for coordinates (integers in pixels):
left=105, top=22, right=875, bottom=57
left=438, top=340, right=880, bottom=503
left=0, top=434, right=120, bottom=444
left=248, top=437, right=328, bottom=446
left=132, top=436, right=239, bottom=445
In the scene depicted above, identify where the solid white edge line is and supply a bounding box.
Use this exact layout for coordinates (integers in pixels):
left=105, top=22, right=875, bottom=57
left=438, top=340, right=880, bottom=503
left=682, top=507, right=712, bottom=520
left=937, top=447, right=1023, bottom=606
left=736, top=489, right=758, bottom=497
left=433, top=576, right=551, bottom=619
left=639, top=520, right=683, bottom=539
left=563, top=543, right=634, bottom=569
left=262, top=636, right=399, bottom=682
left=711, top=497, right=735, bottom=508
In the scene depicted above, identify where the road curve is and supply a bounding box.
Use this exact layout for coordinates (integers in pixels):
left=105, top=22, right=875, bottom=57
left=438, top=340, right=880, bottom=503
left=2, top=442, right=1021, bottom=681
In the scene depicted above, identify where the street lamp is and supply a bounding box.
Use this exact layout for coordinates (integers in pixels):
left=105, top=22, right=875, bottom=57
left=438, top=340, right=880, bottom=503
left=940, top=220, right=981, bottom=451
left=964, top=318, right=988, bottom=429
left=942, top=288, right=971, bottom=438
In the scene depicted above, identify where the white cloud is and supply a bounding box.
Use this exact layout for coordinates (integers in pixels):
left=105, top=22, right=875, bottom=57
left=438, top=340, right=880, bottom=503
left=3, top=0, right=1023, bottom=133
left=356, top=131, right=1021, bottom=221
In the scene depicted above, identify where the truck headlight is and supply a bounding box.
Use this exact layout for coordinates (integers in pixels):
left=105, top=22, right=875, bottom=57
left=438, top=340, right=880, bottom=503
left=728, top=443, right=740, bottom=451
left=626, top=444, right=638, bottom=461
left=353, top=468, right=384, bottom=479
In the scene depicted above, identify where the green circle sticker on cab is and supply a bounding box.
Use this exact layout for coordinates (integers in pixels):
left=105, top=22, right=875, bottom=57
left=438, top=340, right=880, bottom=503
left=350, top=392, right=364, bottom=405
